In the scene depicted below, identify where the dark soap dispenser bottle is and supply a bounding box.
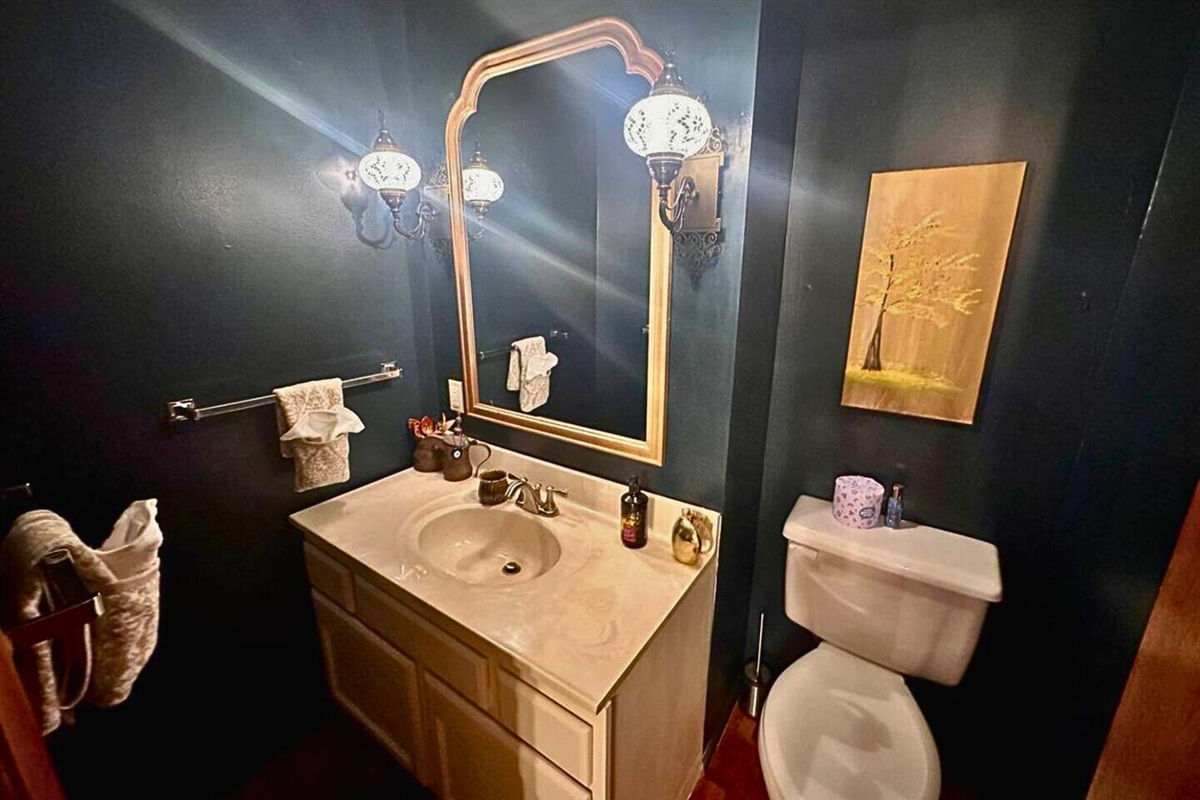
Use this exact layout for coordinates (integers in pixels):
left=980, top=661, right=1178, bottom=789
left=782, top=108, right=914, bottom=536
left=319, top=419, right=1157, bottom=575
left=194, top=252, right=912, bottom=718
left=620, top=476, right=648, bottom=549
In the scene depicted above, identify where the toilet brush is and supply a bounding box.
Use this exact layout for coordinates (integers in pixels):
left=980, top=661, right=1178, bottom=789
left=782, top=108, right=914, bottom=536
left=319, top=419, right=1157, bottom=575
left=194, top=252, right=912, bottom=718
left=755, top=611, right=764, bottom=679
left=740, top=612, right=772, bottom=719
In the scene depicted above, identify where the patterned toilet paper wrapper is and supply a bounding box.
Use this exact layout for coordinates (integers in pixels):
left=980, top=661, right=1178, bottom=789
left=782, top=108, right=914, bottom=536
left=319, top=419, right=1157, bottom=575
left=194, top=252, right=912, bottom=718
left=831, top=475, right=885, bottom=529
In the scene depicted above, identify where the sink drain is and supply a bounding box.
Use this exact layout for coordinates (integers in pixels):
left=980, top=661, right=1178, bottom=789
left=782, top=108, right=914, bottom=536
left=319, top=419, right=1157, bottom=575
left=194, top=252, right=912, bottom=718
left=501, top=562, right=522, bottom=576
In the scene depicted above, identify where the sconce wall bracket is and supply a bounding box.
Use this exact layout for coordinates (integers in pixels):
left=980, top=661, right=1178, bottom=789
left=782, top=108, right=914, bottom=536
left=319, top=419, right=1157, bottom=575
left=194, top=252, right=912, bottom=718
left=671, top=126, right=726, bottom=278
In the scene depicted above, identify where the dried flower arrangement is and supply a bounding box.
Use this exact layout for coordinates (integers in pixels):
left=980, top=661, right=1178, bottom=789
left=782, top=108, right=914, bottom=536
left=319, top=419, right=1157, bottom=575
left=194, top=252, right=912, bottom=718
left=407, top=414, right=454, bottom=440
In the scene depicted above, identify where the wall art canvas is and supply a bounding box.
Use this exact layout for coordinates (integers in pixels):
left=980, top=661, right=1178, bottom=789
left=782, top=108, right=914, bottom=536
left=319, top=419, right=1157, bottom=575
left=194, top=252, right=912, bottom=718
left=841, top=161, right=1026, bottom=424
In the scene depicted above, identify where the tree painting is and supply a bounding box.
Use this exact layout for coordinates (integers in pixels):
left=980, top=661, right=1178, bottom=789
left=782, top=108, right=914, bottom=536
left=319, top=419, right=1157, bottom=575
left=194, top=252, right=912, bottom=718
left=842, top=163, right=1026, bottom=424
left=858, top=212, right=981, bottom=372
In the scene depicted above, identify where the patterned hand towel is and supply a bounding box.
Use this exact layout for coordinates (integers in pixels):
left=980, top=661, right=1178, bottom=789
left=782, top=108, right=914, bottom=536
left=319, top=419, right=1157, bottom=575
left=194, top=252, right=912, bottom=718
left=506, top=336, right=557, bottom=413
left=273, top=378, right=358, bottom=492
left=0, top=501, right=162, bottom=734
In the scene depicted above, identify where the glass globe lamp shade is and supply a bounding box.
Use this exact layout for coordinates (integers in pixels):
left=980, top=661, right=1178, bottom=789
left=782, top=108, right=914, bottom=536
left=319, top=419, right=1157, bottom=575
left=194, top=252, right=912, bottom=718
left=462, top=149, right=504, bottom=214
left=358, top=147, right=421, bottom=194
left=358, top=120, right=421, bottom=195
left=623, top=59, right=712, bottom=180
left=623, top=92, right=712, bottom=160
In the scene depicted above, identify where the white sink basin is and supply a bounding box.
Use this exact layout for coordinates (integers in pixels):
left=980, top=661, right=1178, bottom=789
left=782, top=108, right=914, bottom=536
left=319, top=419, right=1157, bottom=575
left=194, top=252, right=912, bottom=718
left=416, top=506, right=562, bottom=585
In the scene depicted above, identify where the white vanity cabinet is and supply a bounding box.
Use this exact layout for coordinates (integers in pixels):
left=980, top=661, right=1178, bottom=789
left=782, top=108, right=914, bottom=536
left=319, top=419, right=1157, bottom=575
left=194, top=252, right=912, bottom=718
left=302, top=539, right=716, bottom=800
left=311, top=592, right=425, bottom=773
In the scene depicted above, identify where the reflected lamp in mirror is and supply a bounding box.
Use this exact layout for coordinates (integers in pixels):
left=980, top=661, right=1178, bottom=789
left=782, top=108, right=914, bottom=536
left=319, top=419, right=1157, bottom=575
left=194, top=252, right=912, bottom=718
left=424, top=146, right=505, bottom=255
left=461, top=146, right=505, bottom=218
left=623, top=56, right=712, bottom=233
left=358, top=111, right=435, bottom=240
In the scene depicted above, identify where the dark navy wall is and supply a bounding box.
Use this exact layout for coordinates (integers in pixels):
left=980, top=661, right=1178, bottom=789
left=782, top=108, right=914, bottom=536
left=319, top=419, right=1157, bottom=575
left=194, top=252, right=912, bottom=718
left=6, top=2, right=1194, bottom=797
left=747, top=2, right=1200, bottom=797
left=1, top=1, right=434, bottom=796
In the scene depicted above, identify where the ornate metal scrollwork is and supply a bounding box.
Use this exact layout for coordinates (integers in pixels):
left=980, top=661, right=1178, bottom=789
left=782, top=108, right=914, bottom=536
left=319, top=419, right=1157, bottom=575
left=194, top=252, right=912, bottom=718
left=671, top=126, right=726, bottom=282
left=673, top=230, right=723, bottom=284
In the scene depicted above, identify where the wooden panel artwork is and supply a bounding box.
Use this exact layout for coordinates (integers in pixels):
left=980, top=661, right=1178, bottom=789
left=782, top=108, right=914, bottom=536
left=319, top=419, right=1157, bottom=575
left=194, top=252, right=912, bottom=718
left=842, top=162, right=1025, bottom=424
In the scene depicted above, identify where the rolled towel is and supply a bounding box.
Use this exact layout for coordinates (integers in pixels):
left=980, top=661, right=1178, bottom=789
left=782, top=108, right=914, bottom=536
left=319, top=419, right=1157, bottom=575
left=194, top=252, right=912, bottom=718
left=273, top=379, right=362, bottom=492
left=88, top=500, right=163, bottom=708
left=0, top=501, right=163, bottom=733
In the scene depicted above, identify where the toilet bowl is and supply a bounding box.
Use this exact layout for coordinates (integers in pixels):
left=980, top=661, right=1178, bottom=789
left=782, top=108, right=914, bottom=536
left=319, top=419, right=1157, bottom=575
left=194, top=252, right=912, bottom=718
left=758, top=644, right=939, bottom=800
left=759, top=495, right=1002, bottom=800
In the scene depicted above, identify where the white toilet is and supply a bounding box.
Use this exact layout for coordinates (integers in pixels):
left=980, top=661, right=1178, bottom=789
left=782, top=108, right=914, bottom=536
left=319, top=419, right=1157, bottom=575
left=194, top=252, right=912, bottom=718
left=758, top=495, right=1002, bottom=800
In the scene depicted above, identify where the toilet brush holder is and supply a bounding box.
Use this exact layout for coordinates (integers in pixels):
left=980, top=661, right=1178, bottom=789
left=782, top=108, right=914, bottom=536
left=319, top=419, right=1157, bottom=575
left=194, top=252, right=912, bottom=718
left=740, top=661, right=772, bottom=719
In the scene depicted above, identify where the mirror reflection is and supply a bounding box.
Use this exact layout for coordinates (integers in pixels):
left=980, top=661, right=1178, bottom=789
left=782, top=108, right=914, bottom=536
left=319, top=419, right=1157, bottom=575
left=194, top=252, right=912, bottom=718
left=463, top=47, right=652, bottom=441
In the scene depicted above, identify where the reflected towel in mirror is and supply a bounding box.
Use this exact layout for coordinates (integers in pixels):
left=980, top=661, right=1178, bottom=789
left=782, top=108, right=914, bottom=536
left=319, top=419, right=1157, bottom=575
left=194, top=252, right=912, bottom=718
left=506, top=336, right=558, bottom=412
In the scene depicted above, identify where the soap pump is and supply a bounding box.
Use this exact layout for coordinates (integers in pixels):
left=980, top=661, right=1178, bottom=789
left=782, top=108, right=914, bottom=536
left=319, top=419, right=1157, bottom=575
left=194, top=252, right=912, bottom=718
left=884, top=483, right=905, bottom=529
left=620, top=476, right=648, bottom=549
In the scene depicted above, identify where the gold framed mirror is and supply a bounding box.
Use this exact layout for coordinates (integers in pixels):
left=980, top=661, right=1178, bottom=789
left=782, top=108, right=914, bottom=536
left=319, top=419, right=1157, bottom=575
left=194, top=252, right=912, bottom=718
left=445, top=17, right=671, bottom=465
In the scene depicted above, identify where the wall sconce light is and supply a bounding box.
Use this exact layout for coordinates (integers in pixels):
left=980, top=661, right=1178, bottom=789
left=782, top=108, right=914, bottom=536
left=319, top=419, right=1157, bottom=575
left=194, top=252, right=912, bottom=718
left=358, top=111, right=435, bottom=240
left=357, top=114, right=505, bottom=253
left=623, top=55, right=713, bottom=233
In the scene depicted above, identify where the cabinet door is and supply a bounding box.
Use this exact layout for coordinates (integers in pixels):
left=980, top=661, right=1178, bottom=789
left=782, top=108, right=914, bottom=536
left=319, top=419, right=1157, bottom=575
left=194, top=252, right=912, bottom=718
left=425, top=673, right=589, bottom=800
left=312, top=592, right=424, bottom=777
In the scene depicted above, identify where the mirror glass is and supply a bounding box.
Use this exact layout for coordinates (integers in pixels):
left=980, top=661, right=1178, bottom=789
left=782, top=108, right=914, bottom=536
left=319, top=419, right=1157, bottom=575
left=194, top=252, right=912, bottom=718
left=461, top=47, right=653, bottom=442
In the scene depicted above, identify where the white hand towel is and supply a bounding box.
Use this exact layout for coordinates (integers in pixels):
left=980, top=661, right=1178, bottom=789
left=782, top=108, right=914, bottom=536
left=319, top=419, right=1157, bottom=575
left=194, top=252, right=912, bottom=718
left=273, top=379, right=362, bottom=492
left=279, top=405, right=364, bottom=445
left=0, top=501, right=163, bottom=734
left=525, top=352, right=558, bottom=381
left=506, top=336, right=557, bottom=412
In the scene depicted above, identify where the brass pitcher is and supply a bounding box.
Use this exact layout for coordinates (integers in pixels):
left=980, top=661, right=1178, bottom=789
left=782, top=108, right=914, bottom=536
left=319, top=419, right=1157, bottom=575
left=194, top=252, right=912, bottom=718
left=671, top=509, right=714, bottom=566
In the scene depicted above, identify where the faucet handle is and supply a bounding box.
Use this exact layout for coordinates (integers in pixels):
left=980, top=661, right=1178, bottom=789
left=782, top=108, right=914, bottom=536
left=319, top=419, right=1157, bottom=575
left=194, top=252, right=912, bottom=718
left=539, top=486, right=567, bottom=516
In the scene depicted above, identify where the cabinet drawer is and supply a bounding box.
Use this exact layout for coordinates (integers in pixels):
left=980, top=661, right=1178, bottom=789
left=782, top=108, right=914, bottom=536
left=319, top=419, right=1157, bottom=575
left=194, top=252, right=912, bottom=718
left=425, top=673, right=589, bottom=800
left=312, top=592, right=423, bottom=774
left=304, top=542, right=354, bottom=612
left=495, top=669, right=593, bottom=786
left=355, top=577, right=490, bottom=708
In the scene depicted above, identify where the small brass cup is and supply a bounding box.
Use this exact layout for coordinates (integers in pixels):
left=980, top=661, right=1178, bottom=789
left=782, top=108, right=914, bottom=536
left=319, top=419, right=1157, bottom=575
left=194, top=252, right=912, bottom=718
left=477, top=469, right=509, bottom=506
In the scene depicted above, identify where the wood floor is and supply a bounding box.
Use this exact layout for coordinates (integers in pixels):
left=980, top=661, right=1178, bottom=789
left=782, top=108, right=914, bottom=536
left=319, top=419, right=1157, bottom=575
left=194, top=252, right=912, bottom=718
left=235, top=703, right=980, bottom=799
left=689, top=706, right=770, bottom=800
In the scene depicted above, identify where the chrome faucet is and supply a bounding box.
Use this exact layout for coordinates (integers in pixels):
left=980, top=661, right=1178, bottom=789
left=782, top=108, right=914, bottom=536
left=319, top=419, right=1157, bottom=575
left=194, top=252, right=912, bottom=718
left=505, top=475, right=540, bottom=513
left=504, top=475, right=568, bottom=517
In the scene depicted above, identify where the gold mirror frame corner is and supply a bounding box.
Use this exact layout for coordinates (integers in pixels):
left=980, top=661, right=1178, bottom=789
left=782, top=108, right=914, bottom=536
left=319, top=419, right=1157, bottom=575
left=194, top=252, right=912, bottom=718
left=444, top=17, right=671, bottom=466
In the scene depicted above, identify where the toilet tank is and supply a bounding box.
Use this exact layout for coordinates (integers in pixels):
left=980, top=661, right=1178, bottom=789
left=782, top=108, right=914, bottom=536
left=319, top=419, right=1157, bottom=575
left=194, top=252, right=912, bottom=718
left=783, top=495, right=1001, bottom=685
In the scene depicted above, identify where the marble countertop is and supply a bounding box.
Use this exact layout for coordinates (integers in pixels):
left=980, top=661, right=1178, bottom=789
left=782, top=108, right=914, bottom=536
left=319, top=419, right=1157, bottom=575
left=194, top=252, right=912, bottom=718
left=290, top=449, right=718, bottom=714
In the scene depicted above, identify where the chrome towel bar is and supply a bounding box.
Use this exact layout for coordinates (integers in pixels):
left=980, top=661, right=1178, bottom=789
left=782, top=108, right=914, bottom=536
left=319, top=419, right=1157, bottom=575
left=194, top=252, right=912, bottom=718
left=478, top=329, right=569, bottom=362
left=165, top=361, right=402, bottom=423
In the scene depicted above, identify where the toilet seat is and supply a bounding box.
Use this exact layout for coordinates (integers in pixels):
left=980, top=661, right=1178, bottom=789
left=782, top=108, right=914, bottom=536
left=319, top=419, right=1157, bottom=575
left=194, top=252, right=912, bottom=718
left=758, top=644, right=940, bottom=800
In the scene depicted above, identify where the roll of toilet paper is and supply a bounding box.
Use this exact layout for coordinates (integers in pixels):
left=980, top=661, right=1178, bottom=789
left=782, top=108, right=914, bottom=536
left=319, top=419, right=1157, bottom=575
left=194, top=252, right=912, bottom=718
left=831, top=475, right=885, bottom=529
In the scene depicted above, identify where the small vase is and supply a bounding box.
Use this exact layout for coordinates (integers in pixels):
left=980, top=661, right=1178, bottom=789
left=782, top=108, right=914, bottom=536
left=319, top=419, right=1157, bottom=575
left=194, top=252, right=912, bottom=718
left=412, top=437, right=445, bottom=472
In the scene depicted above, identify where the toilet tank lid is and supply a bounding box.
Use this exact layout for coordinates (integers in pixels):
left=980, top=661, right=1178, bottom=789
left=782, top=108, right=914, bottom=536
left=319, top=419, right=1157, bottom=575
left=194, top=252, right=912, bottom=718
left=783, top=495, right=1002, bottom=602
